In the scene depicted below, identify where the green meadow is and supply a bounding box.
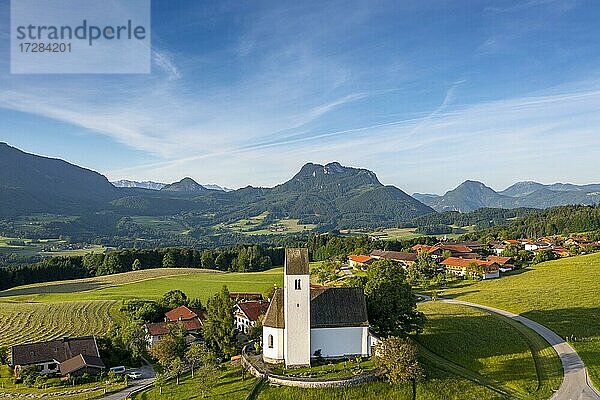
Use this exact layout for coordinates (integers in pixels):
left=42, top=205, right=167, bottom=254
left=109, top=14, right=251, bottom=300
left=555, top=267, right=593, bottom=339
left=443, top=252, right=600, bottom=386
left=2, top=252, right=599, bottom=397
left=0, top=267, right=283, bottom=347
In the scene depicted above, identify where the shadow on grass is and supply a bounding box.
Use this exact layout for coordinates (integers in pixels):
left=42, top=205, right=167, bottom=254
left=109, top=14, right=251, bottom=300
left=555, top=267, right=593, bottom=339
left=521, top=306, right=600, bottom=376
left=0, top=281, right=106, bottom=297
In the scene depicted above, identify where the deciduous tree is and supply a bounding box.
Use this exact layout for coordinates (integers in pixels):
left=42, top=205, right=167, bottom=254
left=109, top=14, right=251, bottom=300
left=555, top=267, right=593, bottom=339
left=374, top=336, right=423, bottom=398
left=364, top=260, right=425, bottom=337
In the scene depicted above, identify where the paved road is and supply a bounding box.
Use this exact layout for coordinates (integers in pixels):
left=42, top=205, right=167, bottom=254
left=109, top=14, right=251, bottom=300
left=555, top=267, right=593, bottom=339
left=428, top=297, right=600, bottom=400
left=101, top=364, right=156, bottom=400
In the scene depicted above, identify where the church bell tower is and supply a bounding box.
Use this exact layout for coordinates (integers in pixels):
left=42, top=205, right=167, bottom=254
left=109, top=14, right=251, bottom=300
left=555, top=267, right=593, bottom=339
left=283, top=248, right=311, bottom=367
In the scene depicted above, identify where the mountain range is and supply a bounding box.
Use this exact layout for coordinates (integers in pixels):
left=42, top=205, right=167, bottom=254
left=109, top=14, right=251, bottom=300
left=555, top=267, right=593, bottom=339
left=0, top=143, right=433, bottom=227
left=1, top=143, right=599, bottom=227
left=414, top=180, right=600, bottom=212
left=111, top=179, right=232, bottom=192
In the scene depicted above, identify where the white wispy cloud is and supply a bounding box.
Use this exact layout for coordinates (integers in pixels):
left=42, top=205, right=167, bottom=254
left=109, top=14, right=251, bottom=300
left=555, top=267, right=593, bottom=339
left=152, top=49, right=182, bottom=80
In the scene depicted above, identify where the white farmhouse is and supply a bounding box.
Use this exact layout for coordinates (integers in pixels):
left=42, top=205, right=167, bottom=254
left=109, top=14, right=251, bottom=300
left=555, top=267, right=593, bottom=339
left=262, top=248, right=375, bottom=367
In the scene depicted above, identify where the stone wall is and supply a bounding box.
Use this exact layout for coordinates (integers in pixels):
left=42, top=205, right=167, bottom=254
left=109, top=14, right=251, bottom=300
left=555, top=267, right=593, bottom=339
left=241, top=344, right=378, bottom=389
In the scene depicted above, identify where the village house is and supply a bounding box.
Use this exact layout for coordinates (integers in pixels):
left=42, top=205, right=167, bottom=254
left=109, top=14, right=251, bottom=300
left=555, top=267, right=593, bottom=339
left=347, top=254, right=374, bottom=269
left=504, top=239, right=523, bottom=248
left=486, top=256, right=515, bottom=272
left=565, top=237, right=600, bottom=250
left=411, top=244, right=478, bottom=259
left=263, top=248, right=375, bottom=367
left=145, top=305, right=206, bottom=347
left=454, top=241, right=487, bottom=251
left=551, top=246, right=572, bottom=258
left=370, top=250, right=417, bottom=267
left=10, top=335, right=104, bottom=378
left=229, top=292, right=263, bottom=302
left=234, top=300, right=270, bottom=334
left=490, top=242, right=507, bottom=255
left=441, top=257, right=500, bottom=279
left=525, top=241, right=551, bottom=252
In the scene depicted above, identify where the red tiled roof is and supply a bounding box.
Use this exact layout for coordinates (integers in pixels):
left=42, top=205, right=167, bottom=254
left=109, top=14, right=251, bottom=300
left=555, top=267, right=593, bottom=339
left=236, top=300, right=270, bottom=322
left=486, top=256, right=512, bottom=265
left=348, top=254, right=372, bottom=263
left=441, top=257, right=499, bottom=272
left=411, top=244, right=433, bottom=252
left=165, top=306, right=204, bottom=322
left=146, top=319, right=203, bottom=337
left=437, top=244, right=473, bottom=253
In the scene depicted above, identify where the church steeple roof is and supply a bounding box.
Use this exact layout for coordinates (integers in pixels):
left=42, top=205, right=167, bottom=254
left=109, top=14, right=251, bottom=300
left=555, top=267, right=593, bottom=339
left=284, top=248, right=309, bottom=275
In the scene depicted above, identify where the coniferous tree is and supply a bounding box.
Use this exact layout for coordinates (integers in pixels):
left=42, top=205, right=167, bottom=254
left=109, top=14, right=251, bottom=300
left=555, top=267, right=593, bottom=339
left=203, top=286, right=236, bottom=358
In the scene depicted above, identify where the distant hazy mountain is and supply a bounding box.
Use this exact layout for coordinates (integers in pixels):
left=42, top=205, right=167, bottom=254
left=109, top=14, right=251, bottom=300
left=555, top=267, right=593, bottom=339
left=202, top=184, right=233, bottom=192
left=112, top=179, right=232, bottom=192
left=414, top=181, right=514, bottom=213
left=0, top=142, right=118, bottom=216
left=412, top=193, right=442, bottom=204
left=418, top=180, right=600, bottom=212
left=161, top=177, right=209, bottom=193
left=112, top=180, right=166, bottom=190
left=500, top=181, right=600, bottom=197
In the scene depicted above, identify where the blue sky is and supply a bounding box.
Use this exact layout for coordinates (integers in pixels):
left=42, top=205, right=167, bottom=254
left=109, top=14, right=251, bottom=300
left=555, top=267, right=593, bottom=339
left=1, top=0, right=600, bottom=194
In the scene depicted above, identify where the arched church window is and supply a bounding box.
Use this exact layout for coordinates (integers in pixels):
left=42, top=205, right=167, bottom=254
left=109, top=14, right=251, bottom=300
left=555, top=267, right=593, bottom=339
left=268, top=334, right=274, bottom=348
left=294, top=279, right=301, bottom=290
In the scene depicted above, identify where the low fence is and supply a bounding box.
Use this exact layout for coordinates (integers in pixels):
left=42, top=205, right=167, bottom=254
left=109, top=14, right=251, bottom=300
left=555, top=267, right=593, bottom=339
left=241, top=344, right=378, bottom=389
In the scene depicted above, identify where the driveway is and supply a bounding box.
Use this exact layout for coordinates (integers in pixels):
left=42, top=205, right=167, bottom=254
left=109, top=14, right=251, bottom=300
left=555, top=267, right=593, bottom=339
left=424, top=296, right=600, bottom=400
left=340, top=264, right=354, bottom=277
left=102, top=364, right=156, bottom=400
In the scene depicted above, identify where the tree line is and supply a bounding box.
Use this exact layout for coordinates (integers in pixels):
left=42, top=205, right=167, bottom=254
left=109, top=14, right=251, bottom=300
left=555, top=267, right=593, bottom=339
left=462, top=204, right=600, bottom=241
left=0, top=244, right=280, bottom=291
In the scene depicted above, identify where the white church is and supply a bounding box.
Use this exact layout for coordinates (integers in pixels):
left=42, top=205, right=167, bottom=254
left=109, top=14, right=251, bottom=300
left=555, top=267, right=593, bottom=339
left=262, top=248, right=376, bottom=367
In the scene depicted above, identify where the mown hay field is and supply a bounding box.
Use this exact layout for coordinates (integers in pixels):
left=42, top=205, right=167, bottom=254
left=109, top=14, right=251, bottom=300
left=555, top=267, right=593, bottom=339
left=0, top=267, right=283, bottom=347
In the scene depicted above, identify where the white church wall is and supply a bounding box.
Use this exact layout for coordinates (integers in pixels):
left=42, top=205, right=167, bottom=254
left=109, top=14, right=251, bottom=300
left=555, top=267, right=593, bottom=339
left=284, top=273, right=311, bottom=366
left=310, top=326, right=370, bottom=358
left=263, top=327, right=285, bottom=362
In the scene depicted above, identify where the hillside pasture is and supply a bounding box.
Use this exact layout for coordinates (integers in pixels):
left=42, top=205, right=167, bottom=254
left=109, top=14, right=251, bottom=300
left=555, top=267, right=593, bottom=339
left=130, top=216, right=190, bottom=234
left=0, top=235, right=106, bottom=258
left=443, top=252, right=600, bottom=387
left=0, top=267, right=283, bottom=346
left=216, top=212, right=316, bottom=235
left=417, top=301, right=562, bottom=399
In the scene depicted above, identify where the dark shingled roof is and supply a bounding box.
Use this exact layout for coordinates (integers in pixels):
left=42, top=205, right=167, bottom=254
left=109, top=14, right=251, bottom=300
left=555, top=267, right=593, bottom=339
left=11, top=336, right=100, bottom=367
left=262, top=287, right=369, bottom=329
left=59, top=354, right=105, bottom=376
left=370, top=250, right=417, bottom=262
left=285, top=248, right=309, bottom=275
left=310, top=287, right=369, bottom=328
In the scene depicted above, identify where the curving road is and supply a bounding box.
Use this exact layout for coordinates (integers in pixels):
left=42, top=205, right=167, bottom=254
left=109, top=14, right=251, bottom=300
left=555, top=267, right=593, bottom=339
left=426, top=297, right=600, bottom=400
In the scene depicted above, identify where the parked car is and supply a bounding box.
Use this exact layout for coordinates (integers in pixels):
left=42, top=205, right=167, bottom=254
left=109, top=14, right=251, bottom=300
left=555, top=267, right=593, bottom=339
left=127, top=371, right=143, bottom=380
left=109, top=366, right=126, bottom=375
